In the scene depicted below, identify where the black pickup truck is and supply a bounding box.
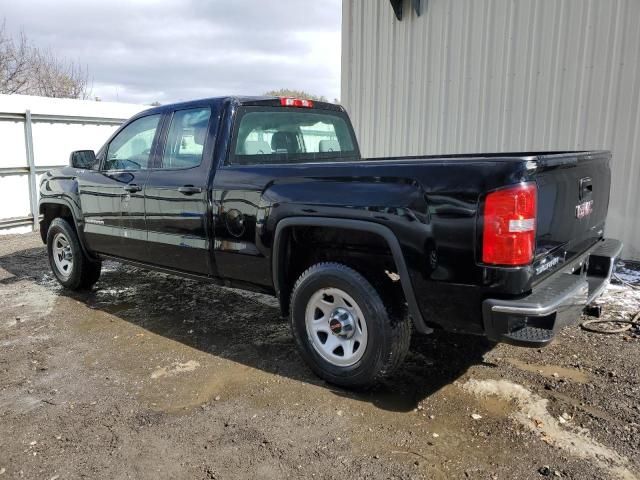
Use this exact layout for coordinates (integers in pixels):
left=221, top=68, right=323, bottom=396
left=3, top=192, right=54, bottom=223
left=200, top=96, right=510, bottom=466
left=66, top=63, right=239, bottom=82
left=39, top=96, right=622, bottom=388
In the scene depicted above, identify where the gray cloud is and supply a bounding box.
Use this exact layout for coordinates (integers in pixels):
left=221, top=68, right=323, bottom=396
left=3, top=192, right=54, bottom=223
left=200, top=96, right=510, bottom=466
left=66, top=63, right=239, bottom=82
left=3, top=0, right=342, bottom=104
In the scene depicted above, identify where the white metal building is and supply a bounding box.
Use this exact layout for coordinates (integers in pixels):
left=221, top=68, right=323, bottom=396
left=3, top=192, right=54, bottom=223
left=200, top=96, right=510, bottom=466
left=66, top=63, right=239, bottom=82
left=0, top=94, right=146, bottom=234
left=342, top=0, right=640, bottom=259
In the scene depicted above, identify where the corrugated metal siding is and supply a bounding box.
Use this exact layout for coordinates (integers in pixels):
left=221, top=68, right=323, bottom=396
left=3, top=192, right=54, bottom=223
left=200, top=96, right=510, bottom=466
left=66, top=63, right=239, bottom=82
left=342, top=0, right=640, bottom=259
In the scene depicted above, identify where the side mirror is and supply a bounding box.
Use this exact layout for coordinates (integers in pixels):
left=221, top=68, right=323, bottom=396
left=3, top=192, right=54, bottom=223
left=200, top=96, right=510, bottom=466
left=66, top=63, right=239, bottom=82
left=69, top=150, right=97, bottom=169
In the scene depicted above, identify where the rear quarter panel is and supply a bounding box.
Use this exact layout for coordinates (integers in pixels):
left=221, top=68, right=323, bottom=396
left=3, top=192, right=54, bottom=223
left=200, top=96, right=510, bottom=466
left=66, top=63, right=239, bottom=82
left=213, top=158, right=534, bottom=334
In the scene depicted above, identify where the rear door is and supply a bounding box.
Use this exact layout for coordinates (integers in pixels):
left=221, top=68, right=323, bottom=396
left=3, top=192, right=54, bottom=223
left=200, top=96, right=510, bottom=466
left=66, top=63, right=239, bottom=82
left=80, top=113, right=162, bottom=258
left=213, top=104, right=359, bottom=286
left=534, top=151, right=611, bottom=276
left=143, top=105, right=215, bottom=274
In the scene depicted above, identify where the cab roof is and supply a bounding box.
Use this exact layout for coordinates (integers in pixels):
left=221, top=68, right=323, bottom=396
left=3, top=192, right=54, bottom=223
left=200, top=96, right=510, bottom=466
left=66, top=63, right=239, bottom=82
left=137, top=96, right=345, bottom=118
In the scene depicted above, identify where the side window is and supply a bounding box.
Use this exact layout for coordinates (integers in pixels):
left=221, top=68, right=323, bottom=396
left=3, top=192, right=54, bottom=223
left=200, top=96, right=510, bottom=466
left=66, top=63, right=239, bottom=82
left=160, top=107, right=211, bottom=169
left=104, top=114, right=161, bottom=171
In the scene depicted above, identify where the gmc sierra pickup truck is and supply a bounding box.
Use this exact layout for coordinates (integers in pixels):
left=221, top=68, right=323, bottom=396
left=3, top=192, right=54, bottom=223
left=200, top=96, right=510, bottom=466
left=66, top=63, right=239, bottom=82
left=39, top=96, right=622, bottom=388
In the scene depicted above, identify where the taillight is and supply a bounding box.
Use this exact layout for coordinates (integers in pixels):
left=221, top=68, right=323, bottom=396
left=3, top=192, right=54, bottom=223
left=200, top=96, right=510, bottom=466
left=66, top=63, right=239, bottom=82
left=280, top=97, right=314, bottom=108
left=482, top=182, right=537, bottom=266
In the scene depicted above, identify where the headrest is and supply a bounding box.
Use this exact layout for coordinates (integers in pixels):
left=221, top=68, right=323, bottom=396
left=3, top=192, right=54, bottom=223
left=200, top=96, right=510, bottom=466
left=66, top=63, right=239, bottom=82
left=243, top=141, right=272, bottom=155
left=193, top=123, right=207, bottom=145
left=319, top=139, right=340, bottom=152
left=271, top=131, right=300, bottom=153
left=131, top=138, right=147, bottom=154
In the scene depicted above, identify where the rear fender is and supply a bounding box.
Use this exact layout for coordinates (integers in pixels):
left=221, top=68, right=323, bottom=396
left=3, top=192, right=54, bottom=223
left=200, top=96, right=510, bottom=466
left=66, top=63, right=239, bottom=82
left=272, top=217, right=432, bottom=334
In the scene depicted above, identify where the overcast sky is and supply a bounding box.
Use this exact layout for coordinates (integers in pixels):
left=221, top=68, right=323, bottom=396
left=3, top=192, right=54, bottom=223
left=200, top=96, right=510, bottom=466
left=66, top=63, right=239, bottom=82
left=3, top=0, right=342, bottom=105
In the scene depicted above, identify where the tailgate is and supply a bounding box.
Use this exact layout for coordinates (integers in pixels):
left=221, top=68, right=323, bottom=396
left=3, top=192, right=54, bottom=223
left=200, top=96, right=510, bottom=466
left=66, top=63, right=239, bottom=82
left=533, top=151, right=611, bottom=278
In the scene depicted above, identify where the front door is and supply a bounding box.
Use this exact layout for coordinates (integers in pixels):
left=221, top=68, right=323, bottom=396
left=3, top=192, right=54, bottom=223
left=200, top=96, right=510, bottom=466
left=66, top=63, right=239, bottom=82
left=143, top=106, right=214, bottom=275
left=81, top=113, right=162, bottom=260
left=78, top=169, right=127, bottom=257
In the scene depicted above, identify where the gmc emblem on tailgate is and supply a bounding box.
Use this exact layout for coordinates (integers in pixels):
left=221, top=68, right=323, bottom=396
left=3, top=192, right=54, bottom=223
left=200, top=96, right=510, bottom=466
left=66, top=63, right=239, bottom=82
left=576, top=200, right=594, bottom=219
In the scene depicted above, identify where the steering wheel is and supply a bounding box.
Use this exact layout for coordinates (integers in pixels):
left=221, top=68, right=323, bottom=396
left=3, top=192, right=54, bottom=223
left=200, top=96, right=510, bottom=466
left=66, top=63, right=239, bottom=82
left=108, top=158, right=141, bottom=170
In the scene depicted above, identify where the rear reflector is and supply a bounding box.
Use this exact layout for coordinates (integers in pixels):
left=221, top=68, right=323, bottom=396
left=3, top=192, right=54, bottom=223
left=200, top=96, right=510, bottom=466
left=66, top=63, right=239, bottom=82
left=482, top=182, right=537, bottom=266
left=280, top=97, right=314, bottom=108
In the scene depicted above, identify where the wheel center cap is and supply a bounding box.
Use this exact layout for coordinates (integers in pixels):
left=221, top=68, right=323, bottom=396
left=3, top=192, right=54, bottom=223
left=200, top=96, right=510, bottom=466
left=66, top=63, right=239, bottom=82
left=329, top=307, right=355, bottom=338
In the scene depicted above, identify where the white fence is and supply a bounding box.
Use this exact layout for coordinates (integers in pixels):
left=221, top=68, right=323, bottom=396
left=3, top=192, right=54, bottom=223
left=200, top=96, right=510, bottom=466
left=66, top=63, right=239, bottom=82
left=0, top=94, right=146, bottom=234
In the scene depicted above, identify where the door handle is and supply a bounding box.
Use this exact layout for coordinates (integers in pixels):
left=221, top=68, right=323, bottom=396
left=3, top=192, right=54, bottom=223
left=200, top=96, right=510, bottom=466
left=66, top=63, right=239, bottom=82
left=123, top=184, right=142, bottom=193
left=178, top=186, right=202, bottom=195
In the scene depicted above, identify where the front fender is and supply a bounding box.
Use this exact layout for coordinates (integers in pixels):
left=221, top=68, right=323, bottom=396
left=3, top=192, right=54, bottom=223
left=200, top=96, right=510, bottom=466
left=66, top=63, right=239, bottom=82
left=39, top=170, right=96, bottom=260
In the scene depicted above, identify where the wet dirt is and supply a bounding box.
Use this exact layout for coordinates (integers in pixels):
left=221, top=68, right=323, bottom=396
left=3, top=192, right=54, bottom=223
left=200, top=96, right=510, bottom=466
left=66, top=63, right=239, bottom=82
left=0, top=233, right=639, bottom=479
left=505, top=359, right=590, bottom=384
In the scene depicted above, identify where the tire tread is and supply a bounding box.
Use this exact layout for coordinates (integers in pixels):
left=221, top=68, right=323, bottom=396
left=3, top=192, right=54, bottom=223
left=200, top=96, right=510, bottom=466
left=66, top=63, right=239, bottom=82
left=47, top=218, right=101, bottom=290
left=290, top=262, right=411, bottom=388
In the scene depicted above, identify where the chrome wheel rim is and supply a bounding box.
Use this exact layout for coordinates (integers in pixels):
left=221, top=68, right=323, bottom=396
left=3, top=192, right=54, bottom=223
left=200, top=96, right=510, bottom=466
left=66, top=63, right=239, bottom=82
left=52, top=232, right=73, bottom=279
left=305, top=288, right=368, bottom=367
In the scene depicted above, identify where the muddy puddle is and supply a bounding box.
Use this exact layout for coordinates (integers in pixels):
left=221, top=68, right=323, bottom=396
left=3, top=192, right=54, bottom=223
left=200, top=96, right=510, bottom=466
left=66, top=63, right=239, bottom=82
left=505, top=358, right=590, bottom=383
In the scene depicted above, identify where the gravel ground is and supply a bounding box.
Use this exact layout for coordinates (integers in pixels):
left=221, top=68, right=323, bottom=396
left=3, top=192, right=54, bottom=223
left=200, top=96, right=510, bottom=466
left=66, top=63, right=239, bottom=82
left=0, top=233, right=639, bottom=480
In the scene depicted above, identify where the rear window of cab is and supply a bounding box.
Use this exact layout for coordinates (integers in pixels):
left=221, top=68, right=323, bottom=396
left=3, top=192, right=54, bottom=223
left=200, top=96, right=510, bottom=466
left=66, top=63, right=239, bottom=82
left=228, top=107, right=358, bottom=165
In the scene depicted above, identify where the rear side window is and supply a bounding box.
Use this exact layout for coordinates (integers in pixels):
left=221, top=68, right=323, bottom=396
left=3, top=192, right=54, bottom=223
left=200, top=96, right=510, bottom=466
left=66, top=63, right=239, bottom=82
left=160, top=107, right=211, bottom=169
left=229, top=108, right=358, bottom=165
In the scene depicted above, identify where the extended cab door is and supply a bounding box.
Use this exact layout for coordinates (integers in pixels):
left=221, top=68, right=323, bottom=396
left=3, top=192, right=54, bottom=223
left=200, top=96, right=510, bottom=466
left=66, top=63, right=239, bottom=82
left=212, top=103, right=359, bottom=288
left=143, top=106, right=216, bottom=275
left=79, top=113, right=162, bottom=259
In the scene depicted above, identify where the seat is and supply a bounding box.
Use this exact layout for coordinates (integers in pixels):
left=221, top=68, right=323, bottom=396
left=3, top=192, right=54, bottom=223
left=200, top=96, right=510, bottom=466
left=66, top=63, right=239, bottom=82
left=193, top=122, right=207, bottom=146
left=271, top=131, right=301, bottom=154
left=243, top=140, right=272, bottom=155
left=319, top=139, right=341, bottom=152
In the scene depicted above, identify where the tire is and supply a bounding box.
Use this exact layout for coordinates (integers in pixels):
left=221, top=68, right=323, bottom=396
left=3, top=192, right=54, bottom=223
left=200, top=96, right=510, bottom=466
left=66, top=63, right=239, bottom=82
left=290, top=262, right=411, bottom=389
left=47, top=218, right=101, bottom=290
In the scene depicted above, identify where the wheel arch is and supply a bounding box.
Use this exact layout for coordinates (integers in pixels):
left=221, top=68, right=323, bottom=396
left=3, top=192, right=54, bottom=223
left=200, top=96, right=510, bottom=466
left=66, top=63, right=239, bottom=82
left=272, top=217, right=432, bottom=334
left=39, top=198, right=96, bottom=260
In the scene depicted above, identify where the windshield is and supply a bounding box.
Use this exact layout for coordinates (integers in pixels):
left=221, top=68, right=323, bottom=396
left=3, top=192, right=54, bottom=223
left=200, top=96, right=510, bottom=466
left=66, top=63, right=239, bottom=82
left=229, top=107, right=359, bottom=165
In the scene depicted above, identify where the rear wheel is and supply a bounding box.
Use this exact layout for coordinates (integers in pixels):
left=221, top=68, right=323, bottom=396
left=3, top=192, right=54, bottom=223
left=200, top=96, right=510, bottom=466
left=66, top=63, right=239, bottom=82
left=290, top=262, right=411, bottom=389
left=47, top=218, right=101, bottom=290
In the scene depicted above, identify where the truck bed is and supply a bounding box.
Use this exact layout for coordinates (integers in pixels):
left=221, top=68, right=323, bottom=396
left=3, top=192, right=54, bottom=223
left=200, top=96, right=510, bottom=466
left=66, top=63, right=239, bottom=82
left=362, top=150, right=605, bottom=163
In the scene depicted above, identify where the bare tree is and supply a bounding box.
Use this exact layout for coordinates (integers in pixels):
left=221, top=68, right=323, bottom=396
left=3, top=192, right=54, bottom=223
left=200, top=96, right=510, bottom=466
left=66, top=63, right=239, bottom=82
left=265, top=89, right=328, bottom=103
left=30, top=49, right=90, bottom=99
left=0, top=20, right=91, bottom=99
left=0, top=22, right=30, bottom=94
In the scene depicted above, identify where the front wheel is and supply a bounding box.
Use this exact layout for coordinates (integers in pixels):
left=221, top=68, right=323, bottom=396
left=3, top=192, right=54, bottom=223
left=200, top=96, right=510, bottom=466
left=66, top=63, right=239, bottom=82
left=290, top=262, right=411, bottom=389
left=47, top=218, right=101, bottom=290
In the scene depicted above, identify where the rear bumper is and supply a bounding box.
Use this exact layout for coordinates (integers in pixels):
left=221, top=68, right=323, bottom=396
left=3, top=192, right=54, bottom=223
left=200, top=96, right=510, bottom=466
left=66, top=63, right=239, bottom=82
left=482, top=238, right=623, bottom=347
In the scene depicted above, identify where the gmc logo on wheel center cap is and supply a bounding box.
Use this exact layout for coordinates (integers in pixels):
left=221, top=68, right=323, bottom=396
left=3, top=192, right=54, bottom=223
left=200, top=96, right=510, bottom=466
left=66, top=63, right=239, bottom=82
left=329, top=319, right=342, bottom=334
